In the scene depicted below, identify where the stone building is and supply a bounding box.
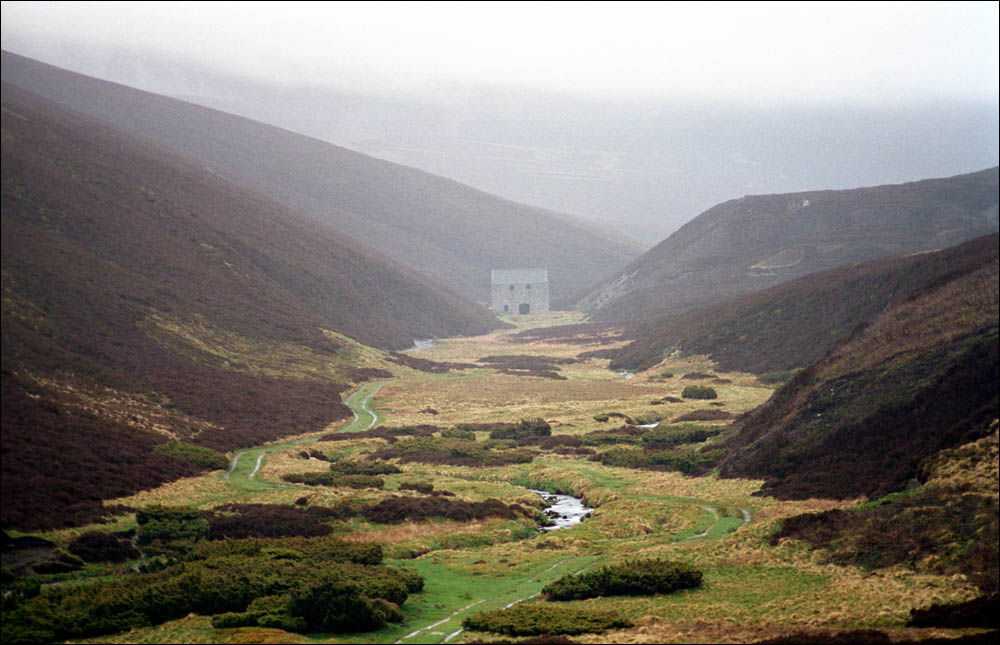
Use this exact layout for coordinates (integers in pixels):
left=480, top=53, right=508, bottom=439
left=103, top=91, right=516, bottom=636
left=490, top=268, right=549, bottom=314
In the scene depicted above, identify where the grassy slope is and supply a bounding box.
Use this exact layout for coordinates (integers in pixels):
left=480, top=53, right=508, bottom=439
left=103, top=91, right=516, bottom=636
left=719, top=248, right=998, bottom=501
left=581, top=167, right=999, bottom=322
left=0, top=83, right=498, bottom=530
left=608, top=234, right=999, bottom=374
left=1, top=50, right=642, bottom=305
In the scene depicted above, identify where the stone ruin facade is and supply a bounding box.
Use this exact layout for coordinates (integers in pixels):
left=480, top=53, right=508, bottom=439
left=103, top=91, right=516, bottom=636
left=490, top=268, right=549, bottom=315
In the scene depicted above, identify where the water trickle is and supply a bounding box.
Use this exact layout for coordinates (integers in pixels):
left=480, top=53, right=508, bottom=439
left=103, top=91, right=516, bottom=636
left=530, top=489, right=592, bottom=531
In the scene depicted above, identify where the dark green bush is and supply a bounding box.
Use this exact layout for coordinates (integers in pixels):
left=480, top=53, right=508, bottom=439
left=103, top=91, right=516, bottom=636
left=136, top=506, right=210, bottom=545
left=542, top=559, right=702, bottom=600
left=488, top=418, right=552, bottom=441
left=593, top=413, right=610, bottom=422
left=330, top=461, right=401, bottom=476
left=681, top=385, right=718, bottom=399
left=596, top=447, right=724, bottom=474
left=282, top=472, right=384, bottom=489
left=642, top=426, right=723, bottom=448
left=462, top=603, right=632, bottom=636
left=154, top=442, right=229, bottom=471
left=67, top=531, right=140, bottom=563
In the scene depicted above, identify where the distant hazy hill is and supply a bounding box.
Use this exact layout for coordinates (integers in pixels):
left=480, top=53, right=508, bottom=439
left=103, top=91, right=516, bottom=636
left=578, top=168, right=999, bottom=321
left=0, top=84, right=496, bottom=529
left=1, top=51, right=641, bottom=305
left=607, top=234, right=999, bottom=374
left=718, top=240, right=998, bottom=501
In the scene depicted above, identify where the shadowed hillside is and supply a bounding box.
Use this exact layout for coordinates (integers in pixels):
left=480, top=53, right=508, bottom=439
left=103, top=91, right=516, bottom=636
left=719, top=245, right=998, bottom=501
left=1, top=51, right=642, bottom=305
left=578, top=168, right=998, bottom=321
left=1, top=84, right=498, bottom=530
left=607, top=234, right=999, bottom=374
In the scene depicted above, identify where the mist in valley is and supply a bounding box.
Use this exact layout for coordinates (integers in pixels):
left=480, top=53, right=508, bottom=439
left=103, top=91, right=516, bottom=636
left=4, top=1, right=997, bottom=245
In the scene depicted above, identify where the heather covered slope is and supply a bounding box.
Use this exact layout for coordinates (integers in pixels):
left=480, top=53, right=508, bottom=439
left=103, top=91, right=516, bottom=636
left=1, top=51, right=641, bottom=304
left=718, top=246, right=999, bottom=501
left=579, top=168, right=999, bottom=321
left=607, top=234, right=1000, bottom=374
left=0, top=84, right=495, bottom=529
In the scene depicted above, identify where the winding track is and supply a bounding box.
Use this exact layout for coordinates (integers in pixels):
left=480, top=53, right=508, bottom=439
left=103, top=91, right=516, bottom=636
left=222, top=381, right=387, bottom=487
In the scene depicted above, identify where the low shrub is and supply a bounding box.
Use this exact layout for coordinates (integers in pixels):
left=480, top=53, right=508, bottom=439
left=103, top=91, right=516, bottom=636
left=440, top=428, right=476, bottom=440
left=593, top=413, right=610, bottom=422
left=489, top=418, right=552, bottom=441
left=207, top=504, right=345, bottom=539
left=671, top=409, right=733, bottom=422
left=67, top=532, right=139, bottom=563
left=542, top=559, right=702, bottom=600
left=359, top=496, right=524, bottom=524
left=462, top=602, right=632, bottom=636
left=136, top=506, right=210, bottom=545
left=369, top=436, right=534, bottom=468
left=282, top=472, right=384, bottom=489
left=642, top=426, right=723, bottom=448
left=681, top=372, right=714, bottom=380
left=331, top=461, right=401, bottom=476
left=596, top=447, right=724, bottom=474
left=154, top=442, right=229, bottom=471
left=581, top=426, right=648, bottom=446
left=681, top=385, right=718, bottom=400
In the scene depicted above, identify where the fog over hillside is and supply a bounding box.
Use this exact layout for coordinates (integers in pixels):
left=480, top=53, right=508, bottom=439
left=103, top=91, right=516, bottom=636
left=3, top=3, right=997, bottom=244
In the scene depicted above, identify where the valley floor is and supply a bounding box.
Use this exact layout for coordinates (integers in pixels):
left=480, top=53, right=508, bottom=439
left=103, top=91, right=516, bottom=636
left=31, top=313, right=988, bottom=643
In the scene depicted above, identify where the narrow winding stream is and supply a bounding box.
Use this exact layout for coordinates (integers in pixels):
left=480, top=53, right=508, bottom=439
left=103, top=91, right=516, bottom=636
left=530, top=489, right=592, bottom=530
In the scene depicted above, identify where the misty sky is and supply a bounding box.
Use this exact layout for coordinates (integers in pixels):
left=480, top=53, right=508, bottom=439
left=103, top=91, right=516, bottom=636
left=3, top=1, right=998, bottom=105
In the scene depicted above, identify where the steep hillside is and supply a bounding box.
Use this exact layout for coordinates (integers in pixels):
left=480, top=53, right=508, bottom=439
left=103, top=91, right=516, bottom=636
left=607, top=234, right=999, bottom=374
left=578, top=168, right=999, bottom=321
left=718, top=246, right=998, bottom=501
left=1, top=51, right=642, bottom=305
left=1, top=84, right=496, bottom=529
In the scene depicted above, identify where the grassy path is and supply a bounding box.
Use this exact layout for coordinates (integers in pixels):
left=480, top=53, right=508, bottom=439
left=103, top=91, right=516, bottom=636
left=222, top=380, right=389, bottom=490
left=385, top=555, right=599, bottom=645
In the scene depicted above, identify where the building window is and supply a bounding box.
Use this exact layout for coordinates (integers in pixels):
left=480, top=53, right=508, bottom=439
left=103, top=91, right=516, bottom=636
left=526, top=284, right=531, bottom=289
left=509, top=285, right=514, bottom=291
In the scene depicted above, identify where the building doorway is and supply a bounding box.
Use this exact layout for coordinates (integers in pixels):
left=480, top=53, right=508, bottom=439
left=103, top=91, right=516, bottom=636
left=518, top=303, right=531, bottom=314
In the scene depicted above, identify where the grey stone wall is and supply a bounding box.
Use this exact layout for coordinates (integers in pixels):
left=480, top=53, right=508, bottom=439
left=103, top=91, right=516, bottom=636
left=491, top=280, right=549, bottom=314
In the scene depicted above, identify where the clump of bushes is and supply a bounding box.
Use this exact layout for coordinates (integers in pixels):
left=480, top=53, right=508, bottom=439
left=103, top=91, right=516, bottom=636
left=137, top=506, right=211, bottom=545
left=658, top=371, right=674, bottom=379
left=489, top=418, right=551, bottom=441
left=331, top=461, right=401, bottom=476
left=595, top=447, right=724, bottom=474
left=441, top=427, right=476, bottom=440
left=1, top=533, right=420, bottom=641
left=582, top=426, right=648, bottom=446
left=359, top=496, right=526, bottom=524
left=681, top=385, right=718, bottom=400
left=67, top=531, right=140, bottom=563
left=542, top=559, right=702, bottom=600
left=154, top=442, right=229, bottom=471
left=207, top=504, right=349, bottom=540
left=462, top=603, right=632, bottom=636
left=642, top=426, right=723, bottom=448
left=593, top=413, right=610, bottom=422
left=671, top=409, right=733, bottom=422
left=369, top=436, right=534, bottom=467
left=282, top=472, right=384, bottom=489
left=681, top=372, right=714, bottom=380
